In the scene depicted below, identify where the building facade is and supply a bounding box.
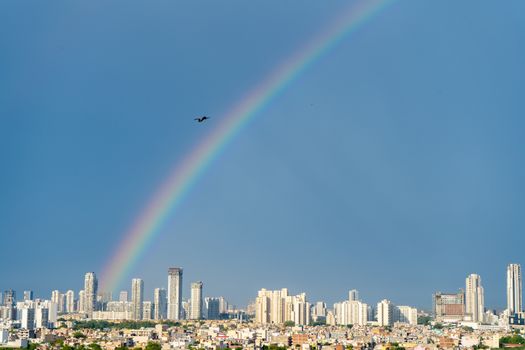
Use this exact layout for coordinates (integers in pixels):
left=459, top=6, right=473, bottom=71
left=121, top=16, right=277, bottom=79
left=205, top=297, right=220, bottom=320
left=190, top=282, right=203, bottom=320
left=433, top=291, right=465, bottom=322
left=377, top=299, right=394, bottom=326
left=154, top=288, right=167, bottom=320
left=255, top=288, right=311, bottom=325
left=131, top=278, right=144, bottom=320
left=167, top=267, right=183, bottom=320
left=507, top=263, right=523, bottom=315
left=465, top=274, right=484, bottom=323
left=84, top=272, right=98, bottom=317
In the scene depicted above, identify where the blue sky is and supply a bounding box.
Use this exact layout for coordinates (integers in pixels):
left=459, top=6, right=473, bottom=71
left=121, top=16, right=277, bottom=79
left=1, top=0, right=524, bottom=310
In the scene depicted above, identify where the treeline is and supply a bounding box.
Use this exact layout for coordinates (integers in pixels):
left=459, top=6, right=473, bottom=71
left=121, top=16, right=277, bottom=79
left=500, top=334, right=525, bottom=346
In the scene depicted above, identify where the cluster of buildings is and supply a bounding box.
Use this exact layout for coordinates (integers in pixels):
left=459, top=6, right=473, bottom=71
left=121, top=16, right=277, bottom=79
left=0, top=267, right=234, bottom=333
left=0, top=263, right=524, bottom=349
left=254, top=288, right=417, bottom=327
left=433, top=264, right=523, bottom=326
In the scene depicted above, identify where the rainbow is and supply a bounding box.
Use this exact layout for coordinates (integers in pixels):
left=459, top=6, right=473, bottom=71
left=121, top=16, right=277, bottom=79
left=100, top=0, right=396, bottom=292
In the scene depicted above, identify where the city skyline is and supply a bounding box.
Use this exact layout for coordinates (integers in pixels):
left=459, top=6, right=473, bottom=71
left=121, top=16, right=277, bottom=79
left=2, top=0, right=525, bottom=310
left=3, top=265, right=522, bottom=328
left=2, top=263, right=524, bottom=312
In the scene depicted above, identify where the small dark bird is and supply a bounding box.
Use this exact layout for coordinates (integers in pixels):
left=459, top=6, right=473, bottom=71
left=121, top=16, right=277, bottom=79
left=194, top=116, right=210, bottom=123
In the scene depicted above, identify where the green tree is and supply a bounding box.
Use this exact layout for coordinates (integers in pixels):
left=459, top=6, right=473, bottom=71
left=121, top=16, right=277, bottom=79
left=283, top=321, right=295, bottom=327
left=500, top=334, right=525, bottom=347
left=52, top=339, right=65, bottom=346
left=89, top=344, right=102, bottom=350
left=145, top=342, right=161, bottom=350
left=73, top=332, right=87, bottom=339
left=417, top=316, right=432, bottom=326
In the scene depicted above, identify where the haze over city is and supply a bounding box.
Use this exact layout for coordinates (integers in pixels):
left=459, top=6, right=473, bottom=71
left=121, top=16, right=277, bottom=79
left=2, top=0, right=525, bottom=313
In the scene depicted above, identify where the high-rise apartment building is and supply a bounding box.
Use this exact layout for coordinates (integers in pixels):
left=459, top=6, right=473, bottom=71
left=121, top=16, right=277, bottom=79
left=84, top=272, right=98, bottom=317
left=465, top=274, right=484, bottom=322
left=182, top=300, right=190, bottom=320
left=218, top=296, right=228, bottom=314
left=119, top=291, right=128, bottom=302
left=292, top=293, right=310, bottom=325
left=312, top=301, right=327, bottom=322
left=255, top=289, right=271, bottom=324
left=51, top=290, right=66, bottom=313
left=167, top=267, right=183, bottom=320
left=396, top=305, right=418, bottom=325
left=78, top=290, right=86, bottom=313
left=377, top=299, right=394, bottom=326
left=190, top=282, right=203, bottom=320
left=20, top=307, right=35, bottom=330
left=142, top=301, right=153, bottom=320
left=507, top=263, right=523, bottom=315
left=334, top=300, right=368, bottom=326
left=205, top=297, right=220, bottom=320
left=255, top=288, right=311, bottom=325
left=35, top=303, right=50, bottom=328
left=348, top=289, right=359, bottom=301
left=154, top=288, right=167, bottom=320
left=131, top=278, right=144, bottom=320
left=65, top=290, right=75, bottom=313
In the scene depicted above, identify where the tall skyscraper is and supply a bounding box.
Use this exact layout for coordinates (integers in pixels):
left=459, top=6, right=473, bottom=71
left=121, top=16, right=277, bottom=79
left=190, top=282, right=203, bottom=320
left=78, top=290, right=86, bottom=313
left=65, top=290, right=75, bottom=313
left=131, top=278, right=144, bottom=320
left=348, top=289, right=359, bottom=301
left=507, top=263, right=523, bottom=315
left=167, top=267, right=183, bottom=320
left=84, top=272, right=98, bottom=317
left=154, top=288, right=167, bottom=320
left=465, top=273, right=484, bottom=323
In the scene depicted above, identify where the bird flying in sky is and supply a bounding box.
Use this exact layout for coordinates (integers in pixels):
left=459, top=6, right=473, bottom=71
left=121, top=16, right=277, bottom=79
left=194, top=116, right=210, bottom=123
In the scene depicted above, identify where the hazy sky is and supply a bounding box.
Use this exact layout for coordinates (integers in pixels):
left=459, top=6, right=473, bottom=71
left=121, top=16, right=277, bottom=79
left=1, top=0, right=525, bottom=310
